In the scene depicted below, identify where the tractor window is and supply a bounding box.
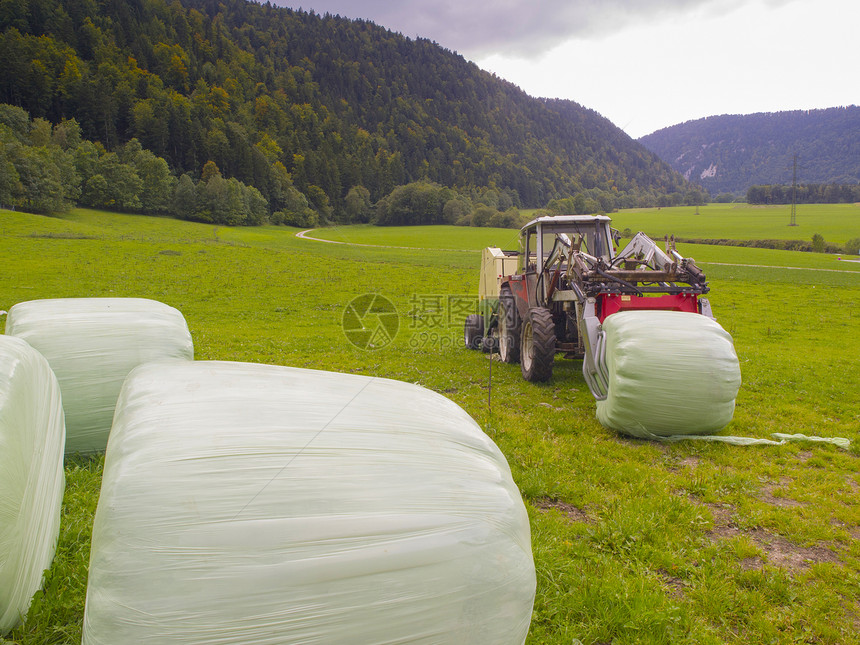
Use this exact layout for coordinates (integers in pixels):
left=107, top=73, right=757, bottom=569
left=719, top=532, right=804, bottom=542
left=542, top=232, right=557, bottom=260
left=526, top=231, right=537, bottom=270
left=590, top=230, right=605, bottom=257
left=544, top=233, right=571, bottom=269
left=563, top=225, right=605, bottom=258
left=518, top=228, right=538, bottom=272
left=582, top=232, right=595, bottom=256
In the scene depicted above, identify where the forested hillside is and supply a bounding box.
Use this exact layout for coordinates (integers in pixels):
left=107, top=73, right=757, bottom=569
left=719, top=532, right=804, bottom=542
left=0, top=0, right=691, bottom=223
left=639, top=107, right=860, bottom=197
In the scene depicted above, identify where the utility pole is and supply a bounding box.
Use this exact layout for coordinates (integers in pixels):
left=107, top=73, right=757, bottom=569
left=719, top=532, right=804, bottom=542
left=789, top=154, right=798, bottom=227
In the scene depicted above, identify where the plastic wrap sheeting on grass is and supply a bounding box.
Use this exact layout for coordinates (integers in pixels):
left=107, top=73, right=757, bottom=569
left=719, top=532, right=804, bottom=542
left=0, top=336, right=65, bottom=635
left=5, top=298, right=193, bottom=454
left=82, top=360, right=535, bottom=645
left=596, top=310, right=742, bottom=438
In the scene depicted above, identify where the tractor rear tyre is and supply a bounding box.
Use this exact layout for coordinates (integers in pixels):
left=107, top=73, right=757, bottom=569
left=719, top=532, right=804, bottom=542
left=498, top=289, right=520, bottom=363
left=464, top=314, right=484, bottom=350
left=521, top=307, right=556, bottom=382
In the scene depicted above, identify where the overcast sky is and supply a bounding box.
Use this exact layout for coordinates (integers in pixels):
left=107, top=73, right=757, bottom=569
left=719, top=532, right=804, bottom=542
left=271, top=0, right=859, bottom=138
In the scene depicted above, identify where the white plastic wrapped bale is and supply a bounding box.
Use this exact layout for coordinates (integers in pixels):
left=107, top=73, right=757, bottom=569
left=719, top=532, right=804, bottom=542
left=82, top=361, right=535, bottom=645
left=0, top=336, right=65, bottom=635
left=596, top=310, right=742, bottom=438
left=5, top=298, right=194, bottom=454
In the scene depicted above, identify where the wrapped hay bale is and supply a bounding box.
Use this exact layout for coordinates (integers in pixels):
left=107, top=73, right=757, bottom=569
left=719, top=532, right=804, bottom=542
left=0, top=336, right=65, bottom=635
left=5, top=298, right=193, bottom=454
left=596, top=310, right=741, bottom=438
left=82, top=361, right=535, bottom=645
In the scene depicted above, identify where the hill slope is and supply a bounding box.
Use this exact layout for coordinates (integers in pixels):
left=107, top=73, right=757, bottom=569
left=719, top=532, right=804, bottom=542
left=638, top=107, right=860, bottom=196
left=0, top=0, right=687, bottom=214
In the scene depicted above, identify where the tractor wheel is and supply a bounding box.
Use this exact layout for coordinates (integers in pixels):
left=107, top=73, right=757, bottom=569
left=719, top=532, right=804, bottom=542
left=521, top=307, right=556, bottom=382
left=464, top=314, right=484, bottom=350
left=498, top=289, right=520, bottom=363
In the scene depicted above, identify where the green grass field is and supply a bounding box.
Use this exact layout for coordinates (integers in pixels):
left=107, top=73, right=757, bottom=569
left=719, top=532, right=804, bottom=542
left=2, top=207, right=860, bottom=645
left=311, top=202, right=860, bottom=248
left=610, top=203, right=860, bottom=244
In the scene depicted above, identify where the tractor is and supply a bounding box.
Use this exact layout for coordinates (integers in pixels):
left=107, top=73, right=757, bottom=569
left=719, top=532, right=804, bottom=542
left=465, top=215, right=716, bottom=401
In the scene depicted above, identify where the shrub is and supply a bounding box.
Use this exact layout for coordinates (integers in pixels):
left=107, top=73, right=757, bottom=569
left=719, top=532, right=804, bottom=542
left=272, top=208, right=318, bottom=228
left=488, top=208, right=521, bottom=229
left=845, top=238, right=860, bottom=255
left=375, top=181, right=453, bottom=225
left=470, top=205, right=496, bottom=227
left=443, top=198, right=470, bottom=224
left=812, top=233, right=825, bottom=253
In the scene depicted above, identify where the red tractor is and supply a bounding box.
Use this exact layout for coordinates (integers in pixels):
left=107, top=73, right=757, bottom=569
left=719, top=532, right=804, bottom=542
left=465, top=215, right=714, bottom=400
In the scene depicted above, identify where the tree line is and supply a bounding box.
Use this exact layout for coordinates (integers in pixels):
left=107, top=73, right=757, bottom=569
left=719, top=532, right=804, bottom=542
left=2, top=102, right=712, bottom=228
left=746, top=183, right=860, bottom=205
left=0, top=104, right=286, bottom=225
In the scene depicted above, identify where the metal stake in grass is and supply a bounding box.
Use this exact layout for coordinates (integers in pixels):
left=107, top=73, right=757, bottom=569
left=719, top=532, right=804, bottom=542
left=488, top=347, right=492, bottom=411
left=487, top=340, right=494, bottom=427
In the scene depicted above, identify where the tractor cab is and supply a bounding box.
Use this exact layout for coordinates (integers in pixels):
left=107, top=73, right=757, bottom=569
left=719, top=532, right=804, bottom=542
left=515, top=215, right=617, bottom=308
left=518, top=215, right=615, bottom=273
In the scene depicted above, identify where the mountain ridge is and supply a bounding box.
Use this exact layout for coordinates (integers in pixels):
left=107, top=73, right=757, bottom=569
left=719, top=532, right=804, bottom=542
left=638, top=106, right=860, bottom=196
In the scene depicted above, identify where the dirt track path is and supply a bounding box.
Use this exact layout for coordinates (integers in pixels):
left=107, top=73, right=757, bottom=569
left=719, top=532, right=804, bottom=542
left=704, top=262, right=860, bottom=274
left=295, top=229, right=477, bottom=252
left=296, top=230, right=860, bottom=274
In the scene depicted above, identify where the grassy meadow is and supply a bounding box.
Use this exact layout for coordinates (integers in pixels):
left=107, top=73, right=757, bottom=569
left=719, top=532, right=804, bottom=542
left=593, top=203, right=860, bottom=244
left=2, top=205, right=860, bottom=644
left=311, top=202, right=860, bottom=247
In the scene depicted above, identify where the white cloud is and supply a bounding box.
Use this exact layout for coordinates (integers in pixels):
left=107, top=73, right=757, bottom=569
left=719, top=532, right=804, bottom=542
left=476, top=0, right=860, bottom=136
left=274, top=0, right=789, bottom=57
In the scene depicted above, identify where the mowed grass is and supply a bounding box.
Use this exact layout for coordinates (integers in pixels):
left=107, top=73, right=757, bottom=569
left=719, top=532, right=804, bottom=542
left=2, top=208, right=860, bottom=645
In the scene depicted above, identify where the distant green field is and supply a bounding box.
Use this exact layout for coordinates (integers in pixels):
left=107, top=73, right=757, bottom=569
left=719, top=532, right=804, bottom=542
left=310, top=203, right=860, bottom=248
left=610, top=203, right=860, bottom=243
left=2, top=208, right=860, bottom=645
